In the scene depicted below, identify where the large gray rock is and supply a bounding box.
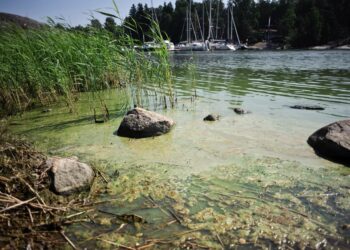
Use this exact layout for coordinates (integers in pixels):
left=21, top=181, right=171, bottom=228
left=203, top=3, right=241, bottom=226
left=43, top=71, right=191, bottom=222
left=116, top=108, right=175, bottom=138
left=48, top=157, right=95, bottom=195
left=307, top=120, right=350, bottom=163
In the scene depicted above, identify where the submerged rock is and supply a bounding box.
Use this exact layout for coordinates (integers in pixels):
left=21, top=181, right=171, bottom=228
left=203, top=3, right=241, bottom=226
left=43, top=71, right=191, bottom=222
left=116, top=107, right=175, bottom=138
left=203, top=114, right=220, bottom=121
left=290, top=105, right=324, bottom=110
left=307, top=120, right=350, bottom=164
left=233, top=108, right=251, bottom=115
left=41, top=108, right=52, bottom=113
left=48, top=157, right=95, bottom=195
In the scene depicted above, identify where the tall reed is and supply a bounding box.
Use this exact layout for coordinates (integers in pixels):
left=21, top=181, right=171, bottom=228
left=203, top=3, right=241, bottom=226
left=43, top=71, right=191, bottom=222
left=0, top=6, right=174, bottom=116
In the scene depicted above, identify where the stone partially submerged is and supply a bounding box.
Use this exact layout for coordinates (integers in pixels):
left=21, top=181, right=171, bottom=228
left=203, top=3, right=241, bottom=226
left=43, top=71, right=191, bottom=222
left=48, top=157, right=95, bottom=195
left=290, top=105, right=324, bottom=110
left=203, top=114, right=220, bottom=121
left=232, top=108, right=251, bottom=115
left=307, top=120, right=350, bottom=164
left=116, top=107, right=175, bottom=138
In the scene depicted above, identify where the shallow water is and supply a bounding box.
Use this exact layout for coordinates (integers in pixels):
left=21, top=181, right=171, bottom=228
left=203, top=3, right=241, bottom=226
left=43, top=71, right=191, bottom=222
left=11, top=50, right=350, bottom=249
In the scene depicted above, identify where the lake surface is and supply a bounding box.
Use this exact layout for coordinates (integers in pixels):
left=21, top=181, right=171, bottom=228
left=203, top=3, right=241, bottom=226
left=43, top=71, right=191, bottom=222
left=11, top=50, right=350, bottom=249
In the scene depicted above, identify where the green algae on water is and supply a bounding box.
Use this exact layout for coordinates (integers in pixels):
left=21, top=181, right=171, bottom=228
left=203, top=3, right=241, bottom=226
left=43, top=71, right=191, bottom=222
left=68, top=157, right=350, bottom=249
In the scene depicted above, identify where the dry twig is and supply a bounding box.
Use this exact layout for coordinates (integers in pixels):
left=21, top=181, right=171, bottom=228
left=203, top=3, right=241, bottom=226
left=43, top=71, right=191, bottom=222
left=0, top=197, right=36, bottom=213
left=60, top=230, right=77, bottom=250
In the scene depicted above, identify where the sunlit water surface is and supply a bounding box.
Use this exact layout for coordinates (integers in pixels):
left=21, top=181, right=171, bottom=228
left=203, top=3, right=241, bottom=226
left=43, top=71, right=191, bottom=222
left=11, top=50, right=350, bottom=249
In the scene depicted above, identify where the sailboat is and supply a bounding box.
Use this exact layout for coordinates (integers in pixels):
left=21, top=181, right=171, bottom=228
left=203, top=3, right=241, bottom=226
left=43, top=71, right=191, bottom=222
left=139, top=0, right=176, bottom=52
left=177, top=0, right=208, bottom=51
left=208, top=1, right=248, bottom=51
left=206, top=0, right=234, bottom=51
left=210, top=40, right=236, bottom=50
left=230, top=5, right=248, bottom=50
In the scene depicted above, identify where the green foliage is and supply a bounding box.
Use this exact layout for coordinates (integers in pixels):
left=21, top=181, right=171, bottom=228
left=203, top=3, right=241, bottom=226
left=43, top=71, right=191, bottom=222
left=89, top=18, right=103, bottom=30
left=276, top=0, right=296, bottom=43
left=104, top=17, right=116, bottom=33
left=0, top=26, right=115, bottom=114
left=0, top=14, right=174, bottom=116
left=124, top=0, right=350, bottom=47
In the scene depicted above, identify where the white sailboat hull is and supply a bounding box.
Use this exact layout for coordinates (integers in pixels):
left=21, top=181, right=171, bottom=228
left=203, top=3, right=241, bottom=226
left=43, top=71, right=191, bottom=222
left=210, top=43, right=236, bottom=51
left=177, top=42, right=208, bottom=51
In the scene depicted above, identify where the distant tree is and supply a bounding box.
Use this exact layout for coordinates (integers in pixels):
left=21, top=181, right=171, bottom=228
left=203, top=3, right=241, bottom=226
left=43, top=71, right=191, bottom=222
left=71, top=25, right=88, bottom=33
left=159, top=2, right=174, bottom=40
left=90, top=18, right=102, bottom=30
left=231, top=0, right=257, bottom=42
left=104, top=17, right=117, bottom=33
left=129, top=4, right=137, bottom=18
left=54, top=23, right=66, bottom=30
left=173, top=0, right=188, bottom=43
left=136, top=3, right=144, bottom=16
left=292, top=0, right=322, bottom=47
left=122, top=0, right=349, bottom=48
left=144, top=4, right=151, bottom=16
left=276, top=0, right=296, bottom=44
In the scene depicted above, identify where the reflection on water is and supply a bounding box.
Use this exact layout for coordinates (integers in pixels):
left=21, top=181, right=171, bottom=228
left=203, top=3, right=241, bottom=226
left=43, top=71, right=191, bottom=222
left=173, top=50, right=350, bottom=105
left=11, top=51, right=350, bottom=249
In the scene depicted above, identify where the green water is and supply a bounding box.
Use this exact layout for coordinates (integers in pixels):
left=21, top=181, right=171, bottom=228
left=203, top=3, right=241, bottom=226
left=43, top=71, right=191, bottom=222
left=10, top=50, right=350, bottom=249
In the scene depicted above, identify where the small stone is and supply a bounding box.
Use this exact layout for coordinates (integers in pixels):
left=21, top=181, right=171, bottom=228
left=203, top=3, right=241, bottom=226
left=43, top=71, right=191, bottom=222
left=239, top=238, right=246, bottom=244
left=203, top=114, right=220, bottom=121
left=315, top=239, right=327, bottom=250
left=290, top=105, right=324, bottom=110
left=48, top=157, right=95, bottom=195
left=42, top=108, right=52, bottom=113
left=233, top=108, right=251, bottom=115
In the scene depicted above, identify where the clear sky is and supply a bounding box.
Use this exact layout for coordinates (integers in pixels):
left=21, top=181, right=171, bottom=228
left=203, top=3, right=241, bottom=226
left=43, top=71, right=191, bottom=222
left=0, top=0, right=183, bottom=26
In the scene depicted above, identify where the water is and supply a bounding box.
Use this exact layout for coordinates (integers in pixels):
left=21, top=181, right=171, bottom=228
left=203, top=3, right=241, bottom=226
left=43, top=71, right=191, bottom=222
left=10, top=50, right=350, bottom=249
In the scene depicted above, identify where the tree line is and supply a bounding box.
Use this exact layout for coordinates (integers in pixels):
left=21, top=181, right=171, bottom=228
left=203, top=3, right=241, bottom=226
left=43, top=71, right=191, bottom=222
left=68, top=0, right=349, bottom=48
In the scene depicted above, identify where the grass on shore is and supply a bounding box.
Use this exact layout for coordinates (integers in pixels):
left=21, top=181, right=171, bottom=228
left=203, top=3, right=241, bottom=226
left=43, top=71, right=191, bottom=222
left=0, top=14, right=174, bottom=117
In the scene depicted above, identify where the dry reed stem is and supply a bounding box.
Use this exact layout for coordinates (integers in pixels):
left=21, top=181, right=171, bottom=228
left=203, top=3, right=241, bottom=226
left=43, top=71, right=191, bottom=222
left=0, top=197, right=36, bottom=213
left=16, top=176, right=47, bottom=206
left=97, top=238, right=135, bottom=250
left=60, top=230, right=77, bottom=250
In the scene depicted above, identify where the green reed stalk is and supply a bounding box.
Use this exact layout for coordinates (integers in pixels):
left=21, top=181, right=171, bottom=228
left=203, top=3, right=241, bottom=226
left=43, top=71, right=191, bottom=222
left=0, top=2, right=174, bottom=117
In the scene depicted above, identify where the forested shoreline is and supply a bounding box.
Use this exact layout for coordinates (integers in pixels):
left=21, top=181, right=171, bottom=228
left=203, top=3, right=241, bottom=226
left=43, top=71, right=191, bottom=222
left=2, top=1, right=349, bottom=49
left=44, top=1, right=349, bottom=49
left=123, top=0, right=349, bottom=48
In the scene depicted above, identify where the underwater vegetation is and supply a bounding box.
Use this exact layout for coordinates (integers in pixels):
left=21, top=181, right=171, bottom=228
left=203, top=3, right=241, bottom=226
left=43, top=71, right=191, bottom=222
left=66, top=158, right=350, bottom=249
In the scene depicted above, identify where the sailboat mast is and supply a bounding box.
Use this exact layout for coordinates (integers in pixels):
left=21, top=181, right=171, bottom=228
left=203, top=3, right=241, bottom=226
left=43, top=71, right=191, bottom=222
left=267, top=16, right=271, bottom=44
left=215, top=0, right=219, bottom=39
left=208, top=0, right=212, bottom=40
left=186, top=9, right=188, bottom=42
left=150, top=0, right=158, bottom=23
left=189, top=0, right=192, bottom=43
left=230, top=5, right=233, bottom=40
left=202, top=1, right=205, bottom=42
left=231, top=7, right=240, bottom=45
left=227, top=7, right=229, bottom=41
left=195, top=9, right=204, bottom=42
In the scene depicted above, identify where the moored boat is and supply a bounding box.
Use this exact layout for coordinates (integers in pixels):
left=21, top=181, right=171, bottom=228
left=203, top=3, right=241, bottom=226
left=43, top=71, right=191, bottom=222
left=210, top=40, right=236, bottom=51
left=176, top=41, right=208, bottom=51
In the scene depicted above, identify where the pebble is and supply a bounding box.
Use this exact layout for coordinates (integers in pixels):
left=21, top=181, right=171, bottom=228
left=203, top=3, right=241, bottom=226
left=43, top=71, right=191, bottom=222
left=239, top=238, right=246, bottom=244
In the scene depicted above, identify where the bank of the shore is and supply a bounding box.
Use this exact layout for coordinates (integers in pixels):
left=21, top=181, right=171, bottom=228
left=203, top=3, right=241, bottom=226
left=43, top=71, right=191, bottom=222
left=0, top=128, right=109, bottom=249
